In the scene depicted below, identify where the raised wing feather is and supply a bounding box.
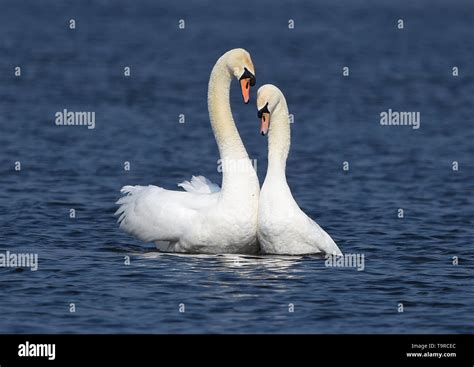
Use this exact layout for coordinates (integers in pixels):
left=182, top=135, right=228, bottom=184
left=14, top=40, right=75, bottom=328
left=115, top=177, right=219, bottom=244
left=177, top=175, right=220, bottom=194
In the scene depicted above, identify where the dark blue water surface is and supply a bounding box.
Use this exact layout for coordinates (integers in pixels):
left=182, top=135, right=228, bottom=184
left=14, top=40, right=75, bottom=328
left=0, top=0, right=473, bottom=333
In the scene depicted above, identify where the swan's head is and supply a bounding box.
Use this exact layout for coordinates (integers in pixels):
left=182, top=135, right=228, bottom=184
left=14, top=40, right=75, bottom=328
left=257, top=84, right=284, bottom=136
left=224, top=48, right=256, bottom=104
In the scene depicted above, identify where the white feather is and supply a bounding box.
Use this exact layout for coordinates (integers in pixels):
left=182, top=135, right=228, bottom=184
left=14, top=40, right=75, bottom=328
left=177, top=175, right=220, bottom=194
left=115, top=179, right=219, bottom=246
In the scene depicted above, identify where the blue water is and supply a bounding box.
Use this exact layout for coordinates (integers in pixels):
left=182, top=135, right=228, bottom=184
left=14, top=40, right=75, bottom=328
left=0, top=0, right=473, bottom=333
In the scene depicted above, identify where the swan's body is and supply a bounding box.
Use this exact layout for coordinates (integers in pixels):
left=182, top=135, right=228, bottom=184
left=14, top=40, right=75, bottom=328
left=115, top=49, right=260, bottom=254
left=256, top=85, right=342, bottom=256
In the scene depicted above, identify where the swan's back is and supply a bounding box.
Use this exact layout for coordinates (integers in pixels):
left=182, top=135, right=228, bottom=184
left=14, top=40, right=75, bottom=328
left=115, top=182, right=219, bottom=244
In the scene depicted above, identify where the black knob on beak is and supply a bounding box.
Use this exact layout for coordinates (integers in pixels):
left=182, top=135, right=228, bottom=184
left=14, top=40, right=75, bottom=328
left=240, top=67, right=256, bottom=86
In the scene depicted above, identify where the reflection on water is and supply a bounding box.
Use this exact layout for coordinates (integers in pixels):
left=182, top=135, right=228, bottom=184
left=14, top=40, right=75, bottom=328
left=136, top=252, right=305, bottom=277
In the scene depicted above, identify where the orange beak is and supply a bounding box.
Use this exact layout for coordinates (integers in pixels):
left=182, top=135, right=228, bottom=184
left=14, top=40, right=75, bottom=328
left=260, top=112, right=270, bottom=136
left=240, top=78, right=251, bottom=104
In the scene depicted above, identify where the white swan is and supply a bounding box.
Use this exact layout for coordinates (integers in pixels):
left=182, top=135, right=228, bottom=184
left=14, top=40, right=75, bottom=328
left=256, top=84, right=342, bottom=256
left=115, top=49, right=260, bottom=254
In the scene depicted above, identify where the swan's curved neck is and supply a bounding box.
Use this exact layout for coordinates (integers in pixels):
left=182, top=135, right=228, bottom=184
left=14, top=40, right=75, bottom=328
left=267, top=100, right=291, bottom=178
left=207, top=56, right=257, bottom=200
left=208, top=58, right=248, bottom=160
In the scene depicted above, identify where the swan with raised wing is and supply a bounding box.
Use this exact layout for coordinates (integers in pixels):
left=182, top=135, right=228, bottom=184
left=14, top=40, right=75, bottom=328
left=116, top=49, right=259, bottom=254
